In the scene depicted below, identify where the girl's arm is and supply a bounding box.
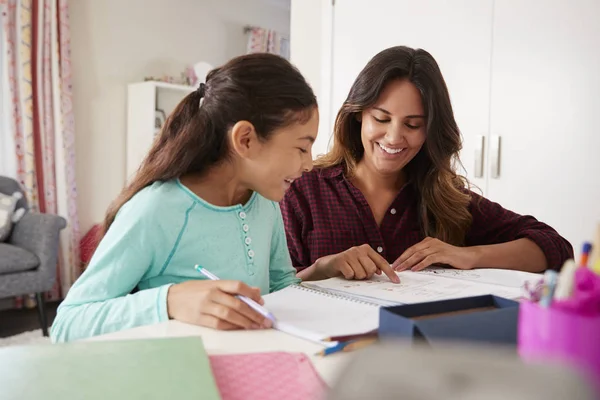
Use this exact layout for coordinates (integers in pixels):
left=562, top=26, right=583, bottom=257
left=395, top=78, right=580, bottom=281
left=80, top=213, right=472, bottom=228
left=50, top=203, right=168, bottom=343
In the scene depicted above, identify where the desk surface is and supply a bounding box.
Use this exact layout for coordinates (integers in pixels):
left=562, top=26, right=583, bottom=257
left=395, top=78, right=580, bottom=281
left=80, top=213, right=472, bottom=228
left=90, top=321, right=353, bottom=386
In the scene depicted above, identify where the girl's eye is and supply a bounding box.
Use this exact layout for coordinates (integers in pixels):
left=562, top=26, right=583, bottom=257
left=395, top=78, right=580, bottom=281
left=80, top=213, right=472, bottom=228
left=298, top=148, right=308, bottom=154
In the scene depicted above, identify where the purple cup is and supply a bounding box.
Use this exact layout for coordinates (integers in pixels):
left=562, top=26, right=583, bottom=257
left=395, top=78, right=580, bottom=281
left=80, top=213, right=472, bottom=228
left=518, top=300, right=600, bottom=393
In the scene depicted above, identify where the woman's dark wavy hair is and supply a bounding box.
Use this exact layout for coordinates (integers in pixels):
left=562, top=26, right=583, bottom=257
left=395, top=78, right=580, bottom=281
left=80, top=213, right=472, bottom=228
left=316, top=46, right=472, bottom=245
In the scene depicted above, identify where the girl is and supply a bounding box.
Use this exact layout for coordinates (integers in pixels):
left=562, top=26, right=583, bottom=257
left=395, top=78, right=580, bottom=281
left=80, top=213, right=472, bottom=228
left=51, top=54, right=320, bottom=342
left=281, top=46, right=573, bottom=281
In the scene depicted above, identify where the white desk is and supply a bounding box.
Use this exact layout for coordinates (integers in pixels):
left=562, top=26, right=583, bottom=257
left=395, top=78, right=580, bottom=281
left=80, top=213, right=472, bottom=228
left=90, top=321, right=353, bottom=386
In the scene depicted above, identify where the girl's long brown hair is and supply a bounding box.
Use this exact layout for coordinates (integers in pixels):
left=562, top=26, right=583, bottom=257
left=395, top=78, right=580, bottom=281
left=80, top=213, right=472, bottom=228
left=101, top=54, right=317, bottom=239
left=316, top=46, right=472, bottom=245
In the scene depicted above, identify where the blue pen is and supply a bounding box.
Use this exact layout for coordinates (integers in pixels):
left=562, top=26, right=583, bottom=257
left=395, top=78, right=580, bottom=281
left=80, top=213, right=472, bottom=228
left=194, top=265, right=277, bottom=323
left=539, top=269, right=558, bottom=307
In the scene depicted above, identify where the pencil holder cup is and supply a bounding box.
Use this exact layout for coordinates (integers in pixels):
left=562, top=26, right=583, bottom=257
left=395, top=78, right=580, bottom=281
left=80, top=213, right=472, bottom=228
left=518, top=300, right=600, bottom=392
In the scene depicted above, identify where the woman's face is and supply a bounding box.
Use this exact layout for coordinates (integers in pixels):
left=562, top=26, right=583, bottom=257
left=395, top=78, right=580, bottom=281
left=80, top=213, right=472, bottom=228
left=359, top=79, right=427, bottom=177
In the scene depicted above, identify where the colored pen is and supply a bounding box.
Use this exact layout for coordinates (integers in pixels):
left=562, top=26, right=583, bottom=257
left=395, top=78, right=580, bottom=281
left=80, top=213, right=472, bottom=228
left=593, top=259, right=600, bottom=275
left=194, top=265, right=277, bottom=323
left=316, top=337, right=377, bottom=357
left=324, top=330, right=378, bottom=343
left=554, top=259, right=577, bottom=300
left=580, top=242, right=593, bottom=268
left=539, top=269, right=558, bottom=307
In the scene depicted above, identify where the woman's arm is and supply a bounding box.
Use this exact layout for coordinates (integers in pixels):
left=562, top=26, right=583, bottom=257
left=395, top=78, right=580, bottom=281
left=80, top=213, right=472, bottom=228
left=394, top=193, right=574, bottom=273
left=466, top=192, right=574, bottom=271
left=469, top=238, right=548, bottom=272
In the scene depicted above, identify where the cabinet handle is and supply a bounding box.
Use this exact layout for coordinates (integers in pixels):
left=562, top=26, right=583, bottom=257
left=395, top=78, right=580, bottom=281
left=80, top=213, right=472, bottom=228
left=474, top=135, right=485, bottom=178
left=491, top=135, right=501, bottom=179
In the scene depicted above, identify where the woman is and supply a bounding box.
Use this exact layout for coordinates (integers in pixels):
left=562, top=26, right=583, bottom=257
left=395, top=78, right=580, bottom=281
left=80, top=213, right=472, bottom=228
left=281, top=46, right=573, bottom=282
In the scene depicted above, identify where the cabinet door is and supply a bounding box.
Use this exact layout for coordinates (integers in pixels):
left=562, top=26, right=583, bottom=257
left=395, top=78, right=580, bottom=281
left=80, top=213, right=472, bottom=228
left=487, top=0, right=600, bottom=251
left=331, top=0, right=494, bottom=188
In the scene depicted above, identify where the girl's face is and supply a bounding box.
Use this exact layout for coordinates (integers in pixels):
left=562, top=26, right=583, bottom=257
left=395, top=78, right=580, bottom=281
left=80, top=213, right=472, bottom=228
left=237, top=108, right=319, bottom=201
left=359, top=79, right=427, bottom=177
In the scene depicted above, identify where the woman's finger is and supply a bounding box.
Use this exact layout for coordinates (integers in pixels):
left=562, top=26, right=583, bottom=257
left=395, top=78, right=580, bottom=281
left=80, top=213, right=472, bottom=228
left=358, top=255, right=378, bottom=278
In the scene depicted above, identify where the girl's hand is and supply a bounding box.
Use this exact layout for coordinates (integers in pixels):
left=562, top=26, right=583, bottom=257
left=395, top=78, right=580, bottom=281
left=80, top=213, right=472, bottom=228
left=166, top=280, right=272, bottom=330
left=392, top=237, right=478, bottom=272
left=314, top=244, right=400, bottom=283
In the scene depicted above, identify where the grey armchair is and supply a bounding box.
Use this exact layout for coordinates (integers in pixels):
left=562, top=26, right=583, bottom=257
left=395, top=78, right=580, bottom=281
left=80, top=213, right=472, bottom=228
left=0, top=176, right=66, bottom=336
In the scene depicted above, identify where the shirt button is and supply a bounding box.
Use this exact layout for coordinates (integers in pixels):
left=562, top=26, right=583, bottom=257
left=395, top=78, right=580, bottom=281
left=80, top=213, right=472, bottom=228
left=239, top=211, right=246, bottom=219
left=248, top=249, right=255, bottom=258
left=245, top=237, right=252, bottom=245
left=242, top=224, right=249, bottom=232
left=377, top=246, right=383, bottom=253
left=390, top=208, right=397, bottom=215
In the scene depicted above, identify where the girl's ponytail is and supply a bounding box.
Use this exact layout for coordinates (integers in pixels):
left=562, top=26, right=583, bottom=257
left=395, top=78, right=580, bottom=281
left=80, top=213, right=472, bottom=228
left=100, top=53, right=316, bottom=239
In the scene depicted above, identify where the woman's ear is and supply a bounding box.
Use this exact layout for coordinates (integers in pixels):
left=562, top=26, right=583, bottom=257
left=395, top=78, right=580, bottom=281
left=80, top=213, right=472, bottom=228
left=230, top=120, right=259, bottom=159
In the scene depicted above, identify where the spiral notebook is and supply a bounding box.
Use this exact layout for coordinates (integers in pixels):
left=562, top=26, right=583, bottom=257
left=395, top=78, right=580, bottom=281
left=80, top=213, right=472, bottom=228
left=262, top=284, right=380, bottom=346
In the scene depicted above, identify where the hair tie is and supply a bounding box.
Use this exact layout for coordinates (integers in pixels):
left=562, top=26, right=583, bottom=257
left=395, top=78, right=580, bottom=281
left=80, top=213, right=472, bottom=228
left=197, top=82, right=206, bottom=98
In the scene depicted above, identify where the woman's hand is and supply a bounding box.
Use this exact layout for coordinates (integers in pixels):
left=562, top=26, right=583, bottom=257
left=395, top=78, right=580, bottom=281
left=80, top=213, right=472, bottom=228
left=392, top=237, right=478, bottom=272
left=166, top=280, right=272, bottom=330
left=313, top=244, right=400, bottom=283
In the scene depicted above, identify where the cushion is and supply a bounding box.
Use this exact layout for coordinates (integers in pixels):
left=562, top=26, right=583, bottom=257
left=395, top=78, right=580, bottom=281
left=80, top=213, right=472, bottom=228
left=0, top=191, right=26, bottom=242
left=0, top=243, right=39, bottom=274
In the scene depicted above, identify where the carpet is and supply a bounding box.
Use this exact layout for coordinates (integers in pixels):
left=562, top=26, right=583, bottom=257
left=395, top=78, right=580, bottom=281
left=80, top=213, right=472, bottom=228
left=0, top=329, right=51, bottom=347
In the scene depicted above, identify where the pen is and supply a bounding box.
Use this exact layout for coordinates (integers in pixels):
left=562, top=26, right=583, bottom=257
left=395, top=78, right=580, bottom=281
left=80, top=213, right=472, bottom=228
left=539, top=269, right=558, bottom=307
left=194, top=265, right=277, bottom=323
left=316, top=337, right=377, bottom=357
left=324, top=330, right=378, bottom=343
left=554, top=259, right=577, bottom=300
left=593, top=259, right=600, bottom=275
left=580, top=242, right=593, bottom=268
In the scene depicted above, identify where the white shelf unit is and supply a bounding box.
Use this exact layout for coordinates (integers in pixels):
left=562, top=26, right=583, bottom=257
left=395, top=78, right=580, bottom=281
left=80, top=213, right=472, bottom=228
left=126, top=81, right=195, bottom=181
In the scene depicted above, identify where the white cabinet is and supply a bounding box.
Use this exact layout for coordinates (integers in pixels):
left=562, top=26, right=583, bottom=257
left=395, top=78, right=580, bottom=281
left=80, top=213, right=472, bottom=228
left=485, top=0, right=600, bottom=252
left=295, top=0, right=600, bottom=250
left=330, top=0, right=494, bottom=191
left=126, top=81, right=194, bottom=181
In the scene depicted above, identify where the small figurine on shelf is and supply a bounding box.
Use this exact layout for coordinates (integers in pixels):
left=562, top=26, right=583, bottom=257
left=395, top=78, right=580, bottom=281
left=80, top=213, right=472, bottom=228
left=183, top=66, right=198, bottom=86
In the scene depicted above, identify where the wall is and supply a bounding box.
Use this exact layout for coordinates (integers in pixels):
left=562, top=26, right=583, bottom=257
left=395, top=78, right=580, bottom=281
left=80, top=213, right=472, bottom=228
left=290, top=0, right=333, bottom=158
left=69, top=0, right=290, bottom=234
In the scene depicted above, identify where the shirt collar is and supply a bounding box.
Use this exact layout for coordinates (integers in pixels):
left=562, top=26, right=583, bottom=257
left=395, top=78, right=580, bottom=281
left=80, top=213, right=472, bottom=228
left=318, top=164, right=345, bottom=179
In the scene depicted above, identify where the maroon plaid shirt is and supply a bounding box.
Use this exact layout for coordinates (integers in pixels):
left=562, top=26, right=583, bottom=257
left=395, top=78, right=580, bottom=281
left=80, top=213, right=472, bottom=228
left=280, top=164, right=573, bottom=271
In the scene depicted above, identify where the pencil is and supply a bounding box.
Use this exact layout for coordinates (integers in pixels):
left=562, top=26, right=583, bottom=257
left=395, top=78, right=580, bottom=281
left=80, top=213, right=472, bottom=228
left=324, top=330, right=378, bottom=342
left=316, top=337, right=378, bottom=357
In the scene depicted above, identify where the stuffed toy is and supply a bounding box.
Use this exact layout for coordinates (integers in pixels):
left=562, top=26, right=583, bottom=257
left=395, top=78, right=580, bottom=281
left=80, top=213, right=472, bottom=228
left=0, top=191, right=26, bottom=242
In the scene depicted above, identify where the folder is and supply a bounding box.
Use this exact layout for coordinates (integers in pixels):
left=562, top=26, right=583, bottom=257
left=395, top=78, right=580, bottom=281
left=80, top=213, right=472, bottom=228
left=0, top=336, right=221, bottom=400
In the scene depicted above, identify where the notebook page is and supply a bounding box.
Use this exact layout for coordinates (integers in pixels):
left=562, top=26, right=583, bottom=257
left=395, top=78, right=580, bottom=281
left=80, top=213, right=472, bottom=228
left=303, top=271, right=522, bottom=305
left=263, top=285, right=379, bottom=343
left=415, top=266, right=540, bottom=288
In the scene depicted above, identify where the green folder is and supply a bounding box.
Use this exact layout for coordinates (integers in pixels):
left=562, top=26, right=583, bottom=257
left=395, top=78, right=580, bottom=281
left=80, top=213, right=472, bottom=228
left=0, top=336, right=221, bottom=400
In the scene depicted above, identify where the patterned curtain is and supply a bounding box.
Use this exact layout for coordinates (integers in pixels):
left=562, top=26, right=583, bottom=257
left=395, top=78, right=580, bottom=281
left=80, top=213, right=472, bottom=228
left=0, top=0, right=81, bottom=307
left=246, top=26, right=290, bottom=60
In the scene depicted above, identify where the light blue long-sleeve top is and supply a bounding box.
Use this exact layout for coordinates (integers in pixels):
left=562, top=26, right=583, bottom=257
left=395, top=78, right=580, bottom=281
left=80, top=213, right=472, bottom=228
left=50, top=179, right=301, bottom=342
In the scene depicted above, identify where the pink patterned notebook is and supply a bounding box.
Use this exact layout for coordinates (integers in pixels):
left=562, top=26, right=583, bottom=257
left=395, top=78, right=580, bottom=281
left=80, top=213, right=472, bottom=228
left=208, top=352, right=328, bottom=400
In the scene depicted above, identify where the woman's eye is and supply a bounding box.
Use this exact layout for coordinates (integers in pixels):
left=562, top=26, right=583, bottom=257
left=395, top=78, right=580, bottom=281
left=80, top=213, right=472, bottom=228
left=373, top=116, right=390, bottom=123
left=405, top=123, right=421, bottom=129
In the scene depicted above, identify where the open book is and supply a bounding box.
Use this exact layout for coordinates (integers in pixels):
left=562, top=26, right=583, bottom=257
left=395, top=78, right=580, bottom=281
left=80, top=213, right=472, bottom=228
left=302, top=266, right=538, bottom=306
left=263, top=267, right=538, bottom=346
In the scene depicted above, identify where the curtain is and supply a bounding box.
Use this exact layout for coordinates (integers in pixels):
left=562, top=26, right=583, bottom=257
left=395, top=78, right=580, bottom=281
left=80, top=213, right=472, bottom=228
left=246, top=26, right=290, bottom=60
left=0, top=0, right=81, bottom=307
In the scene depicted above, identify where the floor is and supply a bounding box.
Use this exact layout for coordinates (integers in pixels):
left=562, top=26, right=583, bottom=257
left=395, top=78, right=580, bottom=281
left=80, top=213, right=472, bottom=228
left=0, top=301, right=58, bottom=338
